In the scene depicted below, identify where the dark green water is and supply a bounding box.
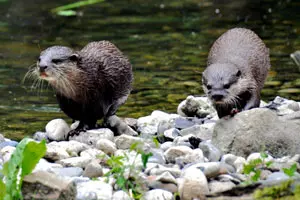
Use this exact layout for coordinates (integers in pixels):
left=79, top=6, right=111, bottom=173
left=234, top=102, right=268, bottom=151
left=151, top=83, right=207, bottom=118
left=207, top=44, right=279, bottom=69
left=0, top=0, right=299, bottom=140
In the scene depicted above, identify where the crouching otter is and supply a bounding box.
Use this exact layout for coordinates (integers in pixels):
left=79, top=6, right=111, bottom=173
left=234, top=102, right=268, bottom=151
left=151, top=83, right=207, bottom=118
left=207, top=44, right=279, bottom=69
left=32, top=41, right=134, bottom=138
left=202, top=28, right=270, bottom=118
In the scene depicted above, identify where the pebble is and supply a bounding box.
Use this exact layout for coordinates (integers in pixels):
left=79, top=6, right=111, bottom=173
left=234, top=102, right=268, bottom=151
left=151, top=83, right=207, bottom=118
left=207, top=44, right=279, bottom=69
left=45, top=118, right=70, bottom=141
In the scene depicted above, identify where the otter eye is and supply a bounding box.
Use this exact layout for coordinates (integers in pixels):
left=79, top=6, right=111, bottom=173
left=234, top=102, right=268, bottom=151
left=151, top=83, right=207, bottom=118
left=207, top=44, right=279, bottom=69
left=206, top=84, right=212, bottom=90
left=224, top=84, right=230, bottom=89
left=52, top=59, right=62, bottom=64
left=236, top=70, right=241, bottom=77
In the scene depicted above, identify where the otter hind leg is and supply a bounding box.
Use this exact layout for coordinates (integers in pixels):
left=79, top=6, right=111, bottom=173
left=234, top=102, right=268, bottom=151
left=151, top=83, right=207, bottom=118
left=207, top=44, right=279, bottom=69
left=66, top=120, right=97, bottom=140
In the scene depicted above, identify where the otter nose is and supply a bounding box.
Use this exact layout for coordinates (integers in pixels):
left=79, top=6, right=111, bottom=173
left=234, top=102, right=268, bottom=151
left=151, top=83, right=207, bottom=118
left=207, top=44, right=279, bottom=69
left=211, top=94, right=224, bottom=101
left=39, top=65, right=48, bottom=72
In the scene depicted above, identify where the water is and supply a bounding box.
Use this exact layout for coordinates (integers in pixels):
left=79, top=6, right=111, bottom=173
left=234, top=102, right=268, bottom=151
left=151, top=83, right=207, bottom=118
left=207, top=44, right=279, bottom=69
left=0, top=0, right=299, bottom=140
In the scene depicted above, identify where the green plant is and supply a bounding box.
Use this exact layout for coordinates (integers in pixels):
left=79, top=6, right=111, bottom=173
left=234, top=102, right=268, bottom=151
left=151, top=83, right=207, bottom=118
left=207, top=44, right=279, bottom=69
left=105, top=142, right=152, bottom=199
left=242, top=152, right=273, bottom=183
left=51, top=0, right=105, bottom=16
left=283, top=163, right=298, bottom=177
left=0, top=138, right=46, bottom=200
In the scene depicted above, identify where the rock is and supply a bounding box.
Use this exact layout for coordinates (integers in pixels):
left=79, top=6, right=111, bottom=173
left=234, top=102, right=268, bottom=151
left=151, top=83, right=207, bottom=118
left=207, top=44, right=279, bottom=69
left=33, top=131, right=49, bottom=142
left=156, top=171, right=177, bottom=184
left=80, top=148, right=106, bottom=159
left=146, top=175, right=178, bottom=193
left=173, top=134, right=195, bottom=148
left=114, top=134, right=142, bottom=149
left=142, top=189, right=173, bottom=200
left=0, top=146, right=15, bottom=163
left=114, top=150, right=143, bottom=169
left=174, top=116, right=204, bottom=129
left=69, top=128, right=114, bottom=145
left=123, top=117, right=138, bottom=130
left=208, top=180, right=236, bottom=194
left=0, top=139, right=18, bottom=149
left=176, top=148, right=205, bottom=166
left=160, top=142, right=173, bottom=152
left=179, top=166, right=209, bottom=200
left=177, top=95, right=216, bottom=118
left=212, top=108, right=300, bottom=157
left=33, top=158, right=63, bottom=173
left=147, top=164, right=181, bottom=178
left=267, top=96, right=300, bottom=115
left=96, top=139, right=117, bottom=155
left=164, top=128, right=181, bottom=140
left=113, top=190, right=132, bottom=200
left=221, top=154, right=246, bottom=173
left=83, top=160, right=103, bottom=178
left=57, top=156, right=92, bottom=168
left=247, top=152, right=273, bottom=162
left=157, top=119, right=176, bottom=135
left=261, top=172, right=290, bottom=187
left=199, top=140, right=222, bottom=162
left=180, top=124, right=214, bottom=140
left=50, top=167, right=83, bottom=177
left=22, top=171, right=76, bottom=200
left=76, top=181, right=113, bottom=200
left=45, top=119, right=70, bottom=141
left=164, top=146, right=194, bottom=163
left=147, top=148, right=166, bottom=164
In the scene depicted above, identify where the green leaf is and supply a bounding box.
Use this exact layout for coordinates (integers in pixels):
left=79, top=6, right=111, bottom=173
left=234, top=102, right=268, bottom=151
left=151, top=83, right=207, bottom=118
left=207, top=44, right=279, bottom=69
left=3, top=138, right=46, bottom=200
left=116, top=176, right=126, bottom=189
left=129, top=142, right=140, bottom=151
left=260, top=152, right=268, bottom=159
left=152, top=137, right=160, bottom=148
left=0, top=179, right=5, bottom=200
left=141, top=152, right=152, bottom=168
left=57, top=10, right=77, bottom=16
left=283, top=163, right=297, bottom=177
left=51, top=0, right=105, bottom=13
left=251, top=170, right=261, bottom=182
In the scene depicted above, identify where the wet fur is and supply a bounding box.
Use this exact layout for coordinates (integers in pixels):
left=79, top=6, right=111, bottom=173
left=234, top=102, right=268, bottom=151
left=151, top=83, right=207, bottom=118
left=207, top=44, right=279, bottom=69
left=202, top=28, right=270, bottom=118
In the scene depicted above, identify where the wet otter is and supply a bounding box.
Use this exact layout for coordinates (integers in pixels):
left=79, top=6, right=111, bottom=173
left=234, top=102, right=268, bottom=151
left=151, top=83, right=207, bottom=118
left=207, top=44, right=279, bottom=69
left=202, top=28, right=270, bottom=118
left=33, top=41, right=134, bottom=138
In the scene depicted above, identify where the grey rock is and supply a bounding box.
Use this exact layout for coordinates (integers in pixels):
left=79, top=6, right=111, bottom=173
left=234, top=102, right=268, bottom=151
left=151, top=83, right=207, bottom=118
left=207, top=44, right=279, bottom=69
left=123, top=117, right=138, bottom=130
left=261, top=172, right=291, bottom=187
left=147, top=164, right=181, bottom=178
left=57, top=156, right=92, bottom=168
left=33, top=131, right=49, bottom=142
left=199, top=140, right=222, bottom=162
left=221, top=154, right=246, bottom=173
left=69, top=128, right=114, bottom=146
left=0, top=134, right=5, bottom=143
left=80, top=148, right=106, bottom=159
left=212, top=108, right=300, bottom=157
left=175, top=148, right=205, bottom=166
left=0, top=146, right=15, bottom=163
left=146, top=176, right=178, bottom=193
left=148, top=148, right=166, bottom=164
left=173, top=134, right=194, bottom=148
left=33, top=158, right=63, bottom=173
left=50, top=167, right=83, bottom=177
left=46, top=118, right=70, bottom=141
left=185, top=162, right=235, bottom=178
left=106, top=115, right=138, bottom=136
left=22, top=171, right=76, bottom=200
left=160, top=141, right=173, bottom=152
left=156, top=171, right=177, bottom=184
left=164, top=146, right=194, bottom=163
left=95, top=139, right=117, bottom=155
left=180, top=124, right=214, bottom=140
left=83, top=160, right=103, bottom=178
left=208, top=180, right=236, bottom=194
left=113, top=190, right=132, bottom=200
left=142, top=189, right=173, bottom=200
left=177, top=95, right=216, bottom=118
left=174, top=116, right=204, bottom=129
left=76, top=181, right=113, bottom=200
left=247, top=152, right=273, bottom=162
left=114, top=134, right=142, bottom=149
left=0, top=140, right=18, bottom=149
left=179, top=166, right=209, bottom=200
left=164, top=128, right=181, bottom=140
left=157, top=119, right=176, bottom=135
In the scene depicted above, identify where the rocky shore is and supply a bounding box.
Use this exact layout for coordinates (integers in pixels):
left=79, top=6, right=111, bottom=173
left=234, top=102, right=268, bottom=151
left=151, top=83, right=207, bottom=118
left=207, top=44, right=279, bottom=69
left=1, top=95, right=300, bottom=200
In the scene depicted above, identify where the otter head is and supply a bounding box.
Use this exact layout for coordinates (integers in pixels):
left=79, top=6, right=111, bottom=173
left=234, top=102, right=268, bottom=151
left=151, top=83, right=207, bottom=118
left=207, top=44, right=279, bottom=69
left=36, top=46, right=82, bottom=99
left=202, top=63, right=243, bottom=106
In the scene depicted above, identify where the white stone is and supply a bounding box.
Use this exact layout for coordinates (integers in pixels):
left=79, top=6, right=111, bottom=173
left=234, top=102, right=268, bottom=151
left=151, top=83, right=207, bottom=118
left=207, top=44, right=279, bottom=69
left=80, top=148, right=106, bottom=159
left=45, top=118, right=70, bottom=141
left=69, top=128, right=114, bottom=146
left=142, top=189, right=173, bottom=200
left=57, top=156, right=92, bottom=168
left=113, top=190, right=132, bottom=200
left=247, top=152, right=273, bottom=163
left=114, top=134, right=142, bottom=150
left=0, top=146, right=16, bottom=163
left=76, top=181, right=113, bottom=200
left=96, top=139, right=117, bottom=155
left=164, top=146, right=193, bottom=163
left=33, top=158, right=63, bottom=173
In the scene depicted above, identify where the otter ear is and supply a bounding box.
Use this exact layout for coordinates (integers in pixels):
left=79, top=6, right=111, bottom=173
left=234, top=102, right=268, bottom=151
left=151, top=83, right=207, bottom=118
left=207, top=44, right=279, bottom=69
left=236, top=70, right=241, bottom=77
left=69, top=54, right=79, bottom=61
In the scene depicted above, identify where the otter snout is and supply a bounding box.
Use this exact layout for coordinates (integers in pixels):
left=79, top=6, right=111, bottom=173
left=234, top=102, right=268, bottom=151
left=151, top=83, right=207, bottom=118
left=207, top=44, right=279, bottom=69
left=210, top=90, right=227, bottom=102
left=39, top=65, right=48, bottom=72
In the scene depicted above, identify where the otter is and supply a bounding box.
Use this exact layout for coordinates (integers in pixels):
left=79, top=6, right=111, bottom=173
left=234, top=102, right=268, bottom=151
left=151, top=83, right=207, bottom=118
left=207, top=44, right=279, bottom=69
left=202, top=28, right=270, bottom=118
left=32, top=41, right=134, bottom=138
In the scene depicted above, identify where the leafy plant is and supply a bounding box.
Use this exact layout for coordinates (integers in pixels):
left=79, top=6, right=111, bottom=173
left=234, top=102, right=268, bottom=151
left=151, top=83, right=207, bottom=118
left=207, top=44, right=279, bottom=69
left=283, top=163, right=298, bottom=177
left=242, top=152, right=273, bottom=183
left=51, top=0, right=105, bottom=16
left=0, top=138, right=46, bottom=200
left=105, top=142, right=152, bottom=199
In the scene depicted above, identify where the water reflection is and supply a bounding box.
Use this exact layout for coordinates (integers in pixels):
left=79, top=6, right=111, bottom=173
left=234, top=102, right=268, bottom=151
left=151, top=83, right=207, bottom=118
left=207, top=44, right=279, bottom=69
left=0, top=0, right=299, bottom=139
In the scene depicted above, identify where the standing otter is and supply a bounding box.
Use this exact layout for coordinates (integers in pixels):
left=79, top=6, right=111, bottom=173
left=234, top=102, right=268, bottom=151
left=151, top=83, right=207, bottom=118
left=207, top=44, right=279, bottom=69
left=202, top=28, right=270, bottom=118
left=32, top=41, right=134, bottom=138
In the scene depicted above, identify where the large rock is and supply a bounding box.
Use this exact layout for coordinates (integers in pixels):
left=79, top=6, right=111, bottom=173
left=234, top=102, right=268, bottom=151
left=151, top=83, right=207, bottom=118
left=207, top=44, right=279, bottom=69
left=22, top=171, right=76, bottom=200
left=69, top=128, right=114, bottom=145
left=142, top=189, right=173, bottom=200
left=45, top=119, right=70, bottom=141
left=76, top=180, right=113, bottom=200
left=212, top=108, right=300, bottom=157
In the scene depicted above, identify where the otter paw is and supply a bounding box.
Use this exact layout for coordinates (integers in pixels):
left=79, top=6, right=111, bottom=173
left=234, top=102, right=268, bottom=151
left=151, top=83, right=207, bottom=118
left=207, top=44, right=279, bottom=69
left=189, top=136, right=202, bottom=149
left=66, top=129, right=84, bottom=140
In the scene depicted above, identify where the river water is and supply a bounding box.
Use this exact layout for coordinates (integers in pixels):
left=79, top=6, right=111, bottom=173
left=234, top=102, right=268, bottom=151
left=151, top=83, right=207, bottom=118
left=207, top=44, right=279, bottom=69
left=0, top=0, right=299, bottom=139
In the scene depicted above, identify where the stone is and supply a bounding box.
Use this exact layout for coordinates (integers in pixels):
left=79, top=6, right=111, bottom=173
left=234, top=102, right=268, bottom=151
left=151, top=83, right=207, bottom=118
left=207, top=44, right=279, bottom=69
left=80, top=148, right=106, bottom=159
left=69, top=128, right=114, bottom=145
left=33, top=158, right=63, bottom=173
left=33, top=131, right=49, bottom=142
left=57, top=156, right=92, bottom=168
left=96, top=139, right=117, bottom=155
left=212, top=108, right=300, bottom=157
left=175, top=148, right=205, bottom=165
left=180, top=124, right=213, bottom=140
left=177, top=95, right=216, bottom=118
left=50, top=167, right=83, bottom=177
left=22, top=171, right=76, bottom=200
left=105, top=115, right=138, bottom=136
left=208, top=180, right=236, bottom=194
left=147, top=164, right=181, bottom=178
left=247, top=152, right=273, bottom=162
left=163, top=128, right=181, bottom=140
left=76, top=181, right=113, bottom=200
left=83, top=160, right=103, bottom=178
left=156, top=171, right=177, bottom=184
left=45, top=145, right=70, bottom=161
left=173, top=134, right=195, bottom=148
left=146, top=176, right=178, bottom=193
left=157, top=119, right=176, bottom=135
left=147, top=148, right=166, bottom=164
left=174, top=116, right=204, bottom=129
left=199, top=140, right=222, bottom=162
left=114, top=134, right=142, bottom=149
left=0, top=146, right=15, bottom=163
left=179, top=166, right=209, bottom=200
left=45, top=118, right=70, bottom=141
left=164, top=146, right=194, bottom=163
left=160, top=141, right=173, bottom=152
left=261, top=172, right=291, bottom=187
left=0, top=139, right=18, bottom=149
left=113, top=190, right=132, bottom=200
left=267, top=96, right=300, bottom=115
left=142, top=189, right=173, bottom=200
